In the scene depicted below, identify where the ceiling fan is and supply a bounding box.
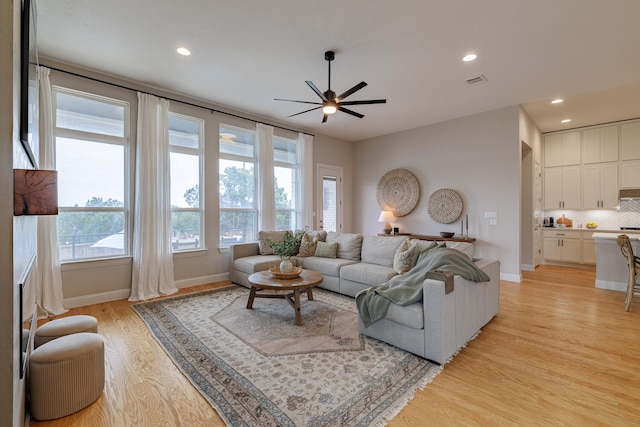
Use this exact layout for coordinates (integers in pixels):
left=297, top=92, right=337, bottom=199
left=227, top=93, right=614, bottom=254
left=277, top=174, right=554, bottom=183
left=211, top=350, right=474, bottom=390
left=275, top=51, right=387, bottom=123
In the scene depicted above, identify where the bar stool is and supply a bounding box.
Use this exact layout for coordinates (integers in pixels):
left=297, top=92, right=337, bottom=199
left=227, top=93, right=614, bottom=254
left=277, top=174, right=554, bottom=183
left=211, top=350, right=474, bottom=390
left=616, top=234, right=640, bottom=311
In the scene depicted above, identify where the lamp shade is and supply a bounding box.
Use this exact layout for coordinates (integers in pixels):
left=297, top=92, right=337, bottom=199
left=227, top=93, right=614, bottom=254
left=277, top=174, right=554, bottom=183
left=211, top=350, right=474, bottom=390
left=378, top=210, right=395, bottom=222
left=378, top=210, right=394, bottom=234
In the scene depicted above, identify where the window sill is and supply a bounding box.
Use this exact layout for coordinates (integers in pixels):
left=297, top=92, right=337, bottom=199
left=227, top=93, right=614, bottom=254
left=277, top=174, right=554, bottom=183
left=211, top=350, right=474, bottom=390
left=61, top=256, right=132, bottom=271
left=173, top=248, right=208, bottom=259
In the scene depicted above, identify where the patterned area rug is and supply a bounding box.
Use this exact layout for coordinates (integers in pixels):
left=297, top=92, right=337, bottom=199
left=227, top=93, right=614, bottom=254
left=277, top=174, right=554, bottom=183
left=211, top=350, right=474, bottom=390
left=132, top=285, right=441, bottom=427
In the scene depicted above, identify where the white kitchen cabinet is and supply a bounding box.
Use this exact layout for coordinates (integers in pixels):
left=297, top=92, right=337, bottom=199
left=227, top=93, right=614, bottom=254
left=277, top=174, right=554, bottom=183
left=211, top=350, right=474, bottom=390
left=582, top=232, right=596, bottom=264
left=621, top=160, right=640, bottom=188
left=621, top=122, right=640, bottom=160
left=544, top=166, right=581, bottom=210
left=542, top=230, right=581, bottom=263
left=582, top=126, right=619, bottom=164
left=544, top=132, right=581, bottom=167
left=582, top=163, right=619, bottom=209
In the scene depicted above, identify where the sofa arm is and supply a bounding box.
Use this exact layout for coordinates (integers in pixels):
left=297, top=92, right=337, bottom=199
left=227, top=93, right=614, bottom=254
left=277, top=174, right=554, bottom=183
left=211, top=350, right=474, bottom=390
left=229, top=243, right=260, bottom=273
left=421, top=258, right=500, bottom=364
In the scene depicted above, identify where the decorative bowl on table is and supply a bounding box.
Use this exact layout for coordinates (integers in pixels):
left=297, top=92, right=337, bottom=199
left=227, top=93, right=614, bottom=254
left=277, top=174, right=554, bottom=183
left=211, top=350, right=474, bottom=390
left=440, top=232, right=455, bottom=238
left=269, top=266, right=302, bottom=279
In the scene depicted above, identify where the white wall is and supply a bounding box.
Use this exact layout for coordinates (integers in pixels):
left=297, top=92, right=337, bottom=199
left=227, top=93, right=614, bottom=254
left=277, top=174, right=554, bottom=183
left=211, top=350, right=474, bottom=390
left=519, top=107, right=543, bottom=269
left=353, top=106, right=522, bottom=281
left=2, top=0, right=32, bottom=424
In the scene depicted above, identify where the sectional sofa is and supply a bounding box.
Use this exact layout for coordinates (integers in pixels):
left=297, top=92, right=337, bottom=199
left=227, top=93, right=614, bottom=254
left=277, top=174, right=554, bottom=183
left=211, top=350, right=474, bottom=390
left=229, top=231, right=500, bottom=364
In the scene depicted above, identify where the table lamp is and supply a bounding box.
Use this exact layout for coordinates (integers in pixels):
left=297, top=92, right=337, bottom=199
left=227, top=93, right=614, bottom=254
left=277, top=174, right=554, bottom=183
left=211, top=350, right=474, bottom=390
left=378, top=210, right=395, bottom=234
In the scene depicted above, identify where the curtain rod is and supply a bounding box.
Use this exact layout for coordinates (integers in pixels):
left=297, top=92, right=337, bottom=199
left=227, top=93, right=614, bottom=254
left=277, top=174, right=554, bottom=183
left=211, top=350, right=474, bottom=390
left=42, top=64, right=315, bottom=137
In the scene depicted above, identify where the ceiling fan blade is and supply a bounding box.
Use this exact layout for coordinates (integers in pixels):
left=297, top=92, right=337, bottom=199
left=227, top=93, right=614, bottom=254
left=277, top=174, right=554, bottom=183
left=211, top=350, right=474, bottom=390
left=337, top=81, right=367, bottom=101
left=339, top=99, right=387, bottom=106
left=322, top=113, right=329, bottom=123
left=287, top=106, right=321, bottom=118
left=338, top=106, right=364, bottom=119
left=305, top=81, right=328, bottom=101
left=274, top=98, right=322, bottom=106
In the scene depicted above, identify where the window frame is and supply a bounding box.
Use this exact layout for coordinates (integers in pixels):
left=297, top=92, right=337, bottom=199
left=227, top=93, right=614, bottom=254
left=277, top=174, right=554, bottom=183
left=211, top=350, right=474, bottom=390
left=53, top=86, right=131, bottom=262
left=274, top=135, right=300, bottom=231
left=219, top=124, right=258, bottom=247
left=168, top=112, right=205, bottom=252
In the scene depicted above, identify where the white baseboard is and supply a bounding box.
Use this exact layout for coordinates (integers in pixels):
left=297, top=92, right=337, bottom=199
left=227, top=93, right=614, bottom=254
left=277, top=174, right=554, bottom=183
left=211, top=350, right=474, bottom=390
left=595, top=280, right=626, bottom=292
left=520, top=264, right=535, bottom=272
left=175, top=273, right=230, bottom=289
left=64, top=289, right=131, bottom=309
left=500, top=272, right=522, bottom=283
left=63, top=273, right=231, bottom=309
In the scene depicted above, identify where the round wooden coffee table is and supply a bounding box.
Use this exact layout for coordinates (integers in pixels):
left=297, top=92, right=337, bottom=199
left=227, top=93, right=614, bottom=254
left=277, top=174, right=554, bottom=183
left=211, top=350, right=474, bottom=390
left=246, top=269, right=323, bottom=326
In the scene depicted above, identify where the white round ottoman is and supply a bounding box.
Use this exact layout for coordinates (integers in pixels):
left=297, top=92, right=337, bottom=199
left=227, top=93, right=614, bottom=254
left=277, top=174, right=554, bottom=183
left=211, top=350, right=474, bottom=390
left=29, top=332, right=105, bottom=420
left=34, top=315, right=98, bottom=348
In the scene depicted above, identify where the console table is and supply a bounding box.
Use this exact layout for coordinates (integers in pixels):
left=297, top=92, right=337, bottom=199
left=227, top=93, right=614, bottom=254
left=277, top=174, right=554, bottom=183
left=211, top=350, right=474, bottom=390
left=378, top=233, right=476, bottom=243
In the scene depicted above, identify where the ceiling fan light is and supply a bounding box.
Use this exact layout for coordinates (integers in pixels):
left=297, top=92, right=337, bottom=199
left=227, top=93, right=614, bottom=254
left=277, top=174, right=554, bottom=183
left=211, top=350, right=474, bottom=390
left=323, top=104, right=337, bottom=115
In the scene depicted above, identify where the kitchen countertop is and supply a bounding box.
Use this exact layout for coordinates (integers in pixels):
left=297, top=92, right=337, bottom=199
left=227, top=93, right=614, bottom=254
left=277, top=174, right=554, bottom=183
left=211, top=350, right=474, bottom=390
left=592, top=232, right=640, bottom=240
left=542, top=227, right=626, bottom=232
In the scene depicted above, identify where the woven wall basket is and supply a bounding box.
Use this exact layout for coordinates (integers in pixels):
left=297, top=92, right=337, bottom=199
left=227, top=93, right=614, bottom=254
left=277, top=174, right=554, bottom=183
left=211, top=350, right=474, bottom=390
left=428, top=188, right=463, bottom=224
left=376, top=168, right=420, bottom=217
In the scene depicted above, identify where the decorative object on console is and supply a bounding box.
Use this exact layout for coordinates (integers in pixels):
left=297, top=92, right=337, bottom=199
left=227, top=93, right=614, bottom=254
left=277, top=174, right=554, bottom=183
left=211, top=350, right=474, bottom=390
left=428, top=188, right=463, bottom=224
left=440, top=231, right=455, bottom=238
left=378, top=210, right=395, bottom=234
left=376, top=168, right=420, bottom=216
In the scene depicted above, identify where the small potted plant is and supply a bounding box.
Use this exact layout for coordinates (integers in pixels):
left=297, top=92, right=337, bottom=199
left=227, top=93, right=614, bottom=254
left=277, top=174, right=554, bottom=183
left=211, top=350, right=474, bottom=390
left=263, top=231, right=304, bottom=273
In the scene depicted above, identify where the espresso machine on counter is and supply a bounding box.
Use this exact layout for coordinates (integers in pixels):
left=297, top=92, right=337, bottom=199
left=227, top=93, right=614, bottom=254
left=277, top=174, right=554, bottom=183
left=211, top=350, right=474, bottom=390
left=543, top=216, right=554, bottom=227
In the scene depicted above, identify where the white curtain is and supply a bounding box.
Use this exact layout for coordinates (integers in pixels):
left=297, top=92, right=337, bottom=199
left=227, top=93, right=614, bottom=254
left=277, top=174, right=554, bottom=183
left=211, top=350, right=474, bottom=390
left=36, top=66, right=67, bottom=316
left=129, top=93, right=177, bottom=301
left=256, top=123, right=275, bottom=231
left=297, top=133, right=314, bottom=230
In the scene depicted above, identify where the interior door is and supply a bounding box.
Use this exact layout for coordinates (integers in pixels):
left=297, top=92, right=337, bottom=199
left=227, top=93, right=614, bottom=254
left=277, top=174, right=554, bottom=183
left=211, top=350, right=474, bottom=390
left=316, top=164, right=343, bottom=232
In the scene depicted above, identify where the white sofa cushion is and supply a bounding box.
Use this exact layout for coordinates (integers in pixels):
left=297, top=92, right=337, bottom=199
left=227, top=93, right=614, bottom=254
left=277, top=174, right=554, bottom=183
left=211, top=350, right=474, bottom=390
left=326, top=232, right=363, bottom=261
left=301, top=256, right=358, bottom=277
left=361, top=235, right=406, bottom=267
left=340, top=263, right=398, bottom=287
left=234, top=255, right=281, bottom=275
left=257, top=230, right=291, bottom=255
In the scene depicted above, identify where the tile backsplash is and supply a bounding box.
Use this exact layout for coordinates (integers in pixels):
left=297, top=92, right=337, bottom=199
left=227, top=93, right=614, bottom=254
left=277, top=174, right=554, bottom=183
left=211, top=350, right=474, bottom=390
left=545, top=200, right=640, bottom=229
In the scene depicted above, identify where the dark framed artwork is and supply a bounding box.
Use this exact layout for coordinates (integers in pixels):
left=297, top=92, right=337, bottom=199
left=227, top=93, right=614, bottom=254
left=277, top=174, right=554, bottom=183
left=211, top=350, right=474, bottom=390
left=20, top=0, right=39, bottom=168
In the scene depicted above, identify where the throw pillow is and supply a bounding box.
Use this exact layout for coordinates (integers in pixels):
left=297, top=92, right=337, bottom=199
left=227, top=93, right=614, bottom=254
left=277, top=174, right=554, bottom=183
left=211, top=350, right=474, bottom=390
left=315, top=241, right=338, bottom=258
left=393, top=239, right=419, bottom=274
left=257, top=230, right=289, bottom=255
left=297, top=232, right=319, bottom=257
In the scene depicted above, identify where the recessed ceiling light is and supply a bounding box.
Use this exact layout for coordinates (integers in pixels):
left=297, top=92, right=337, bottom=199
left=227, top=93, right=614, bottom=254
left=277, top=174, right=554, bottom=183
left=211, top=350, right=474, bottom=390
left=177, top=47, right=191, bottom=56
left=551, top=99, right=564, bottom=104
left=462, top=53, right=478, bottom=62
left=561, top=119, right=571, bottom=123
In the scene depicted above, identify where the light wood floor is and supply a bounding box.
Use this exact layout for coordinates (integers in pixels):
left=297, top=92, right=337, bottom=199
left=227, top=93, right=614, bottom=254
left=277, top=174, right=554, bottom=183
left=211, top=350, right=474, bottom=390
left=30, top=265, right=640, bottom=426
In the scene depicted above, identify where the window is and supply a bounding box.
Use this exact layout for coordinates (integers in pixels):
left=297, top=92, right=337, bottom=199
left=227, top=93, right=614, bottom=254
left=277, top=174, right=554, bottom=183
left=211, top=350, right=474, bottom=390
left=169, top=113, right=204, bottom=251
left=54, top=88, right=129, bottom=261
left=219, top=126, right=256, bottom=246
left=274, top=137, right=299, bottom=230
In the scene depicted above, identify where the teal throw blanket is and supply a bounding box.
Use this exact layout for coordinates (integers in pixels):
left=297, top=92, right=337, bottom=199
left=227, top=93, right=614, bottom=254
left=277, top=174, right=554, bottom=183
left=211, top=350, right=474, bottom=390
left=356, top=247, right=491, bottom=327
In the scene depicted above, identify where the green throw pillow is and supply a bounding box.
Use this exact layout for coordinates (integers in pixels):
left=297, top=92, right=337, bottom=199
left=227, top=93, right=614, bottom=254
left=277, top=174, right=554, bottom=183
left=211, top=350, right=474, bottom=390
left=315, top=241, right=338, bottom=258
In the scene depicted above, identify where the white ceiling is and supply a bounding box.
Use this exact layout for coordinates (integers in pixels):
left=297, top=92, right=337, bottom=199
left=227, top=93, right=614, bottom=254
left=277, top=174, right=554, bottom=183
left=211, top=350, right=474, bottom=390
left=36, top=0, right=640, bottom=141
